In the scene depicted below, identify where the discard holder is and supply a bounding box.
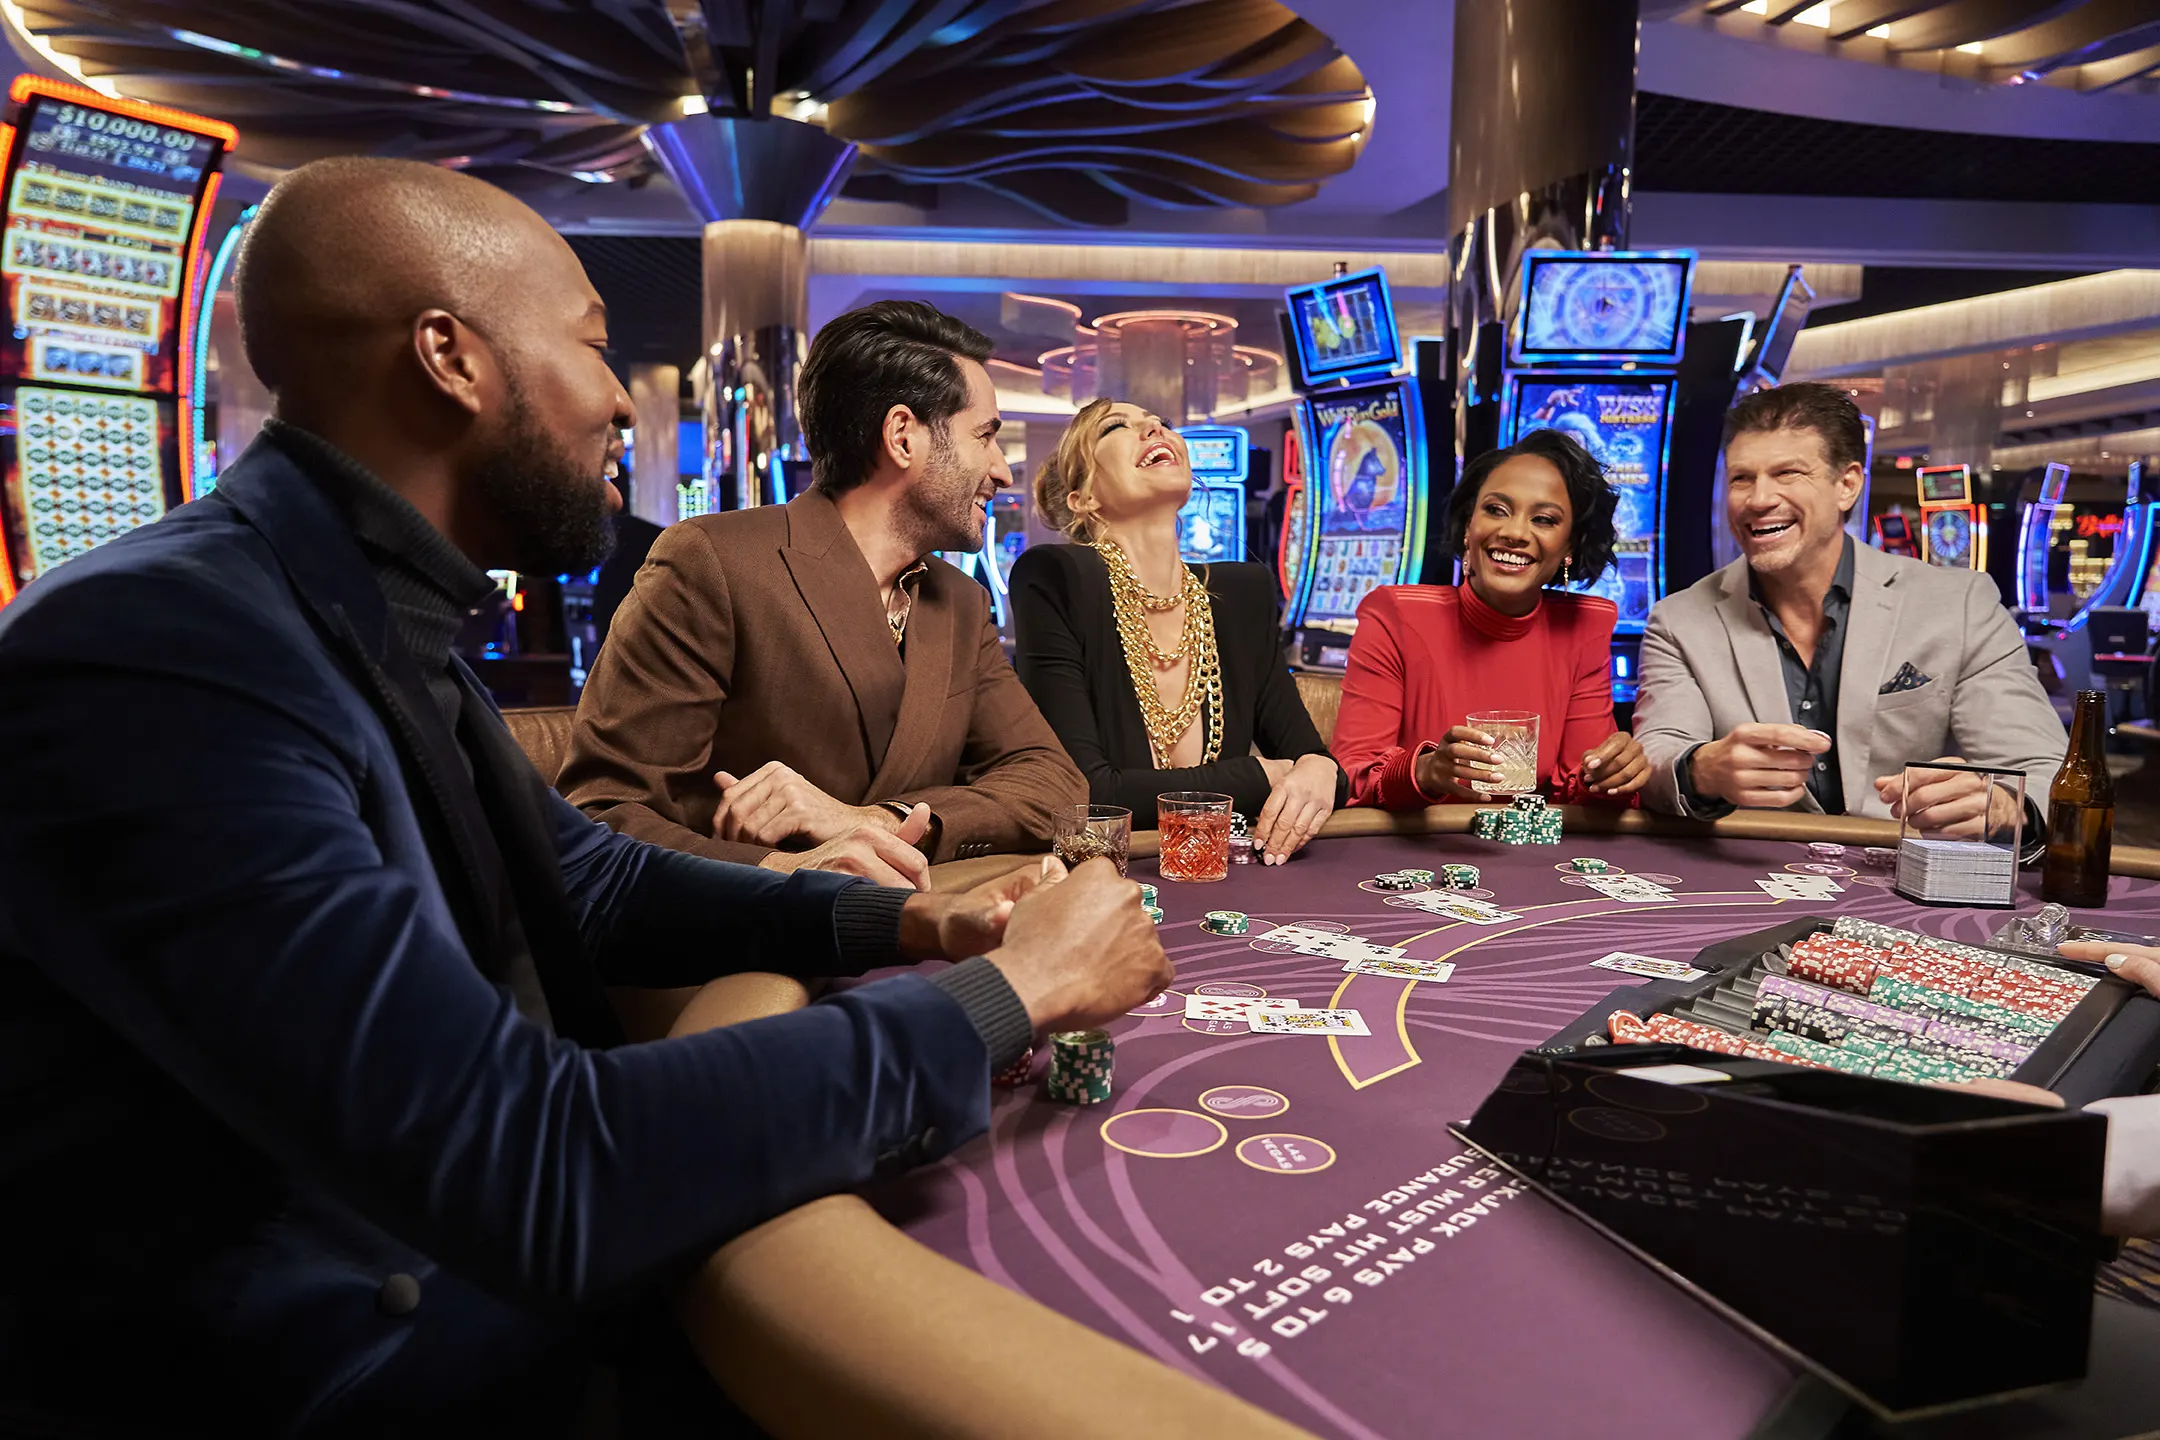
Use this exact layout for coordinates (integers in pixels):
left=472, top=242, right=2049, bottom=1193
left=1893, top=761, right=2023, bottom=909
left=1455, top=1047, right=2104, bottom=1418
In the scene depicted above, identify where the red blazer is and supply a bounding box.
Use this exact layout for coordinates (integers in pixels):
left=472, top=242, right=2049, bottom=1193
left=1332, top=583, right=1621, bottom=810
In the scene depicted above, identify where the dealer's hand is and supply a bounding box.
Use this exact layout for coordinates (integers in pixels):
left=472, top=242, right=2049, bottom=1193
left=988, top=859, right=1172, bottom=1035
left=1412, top=725, right=1502, bottom=801
left=717, top=761, right=910, bottom=848
left=1874, top=757, right=2019, bottom=838
left=1583, top=731, right=1650, bottom=796
left=2061, top=941, right=2160, bottom=1000
left=1254, top=753, right=1337, bottom=864
left=899, top=854, right=1069, bottom=960
left=757, top=807, right=933, bottom=890
left=1688, top=723, right=1830, bottom=809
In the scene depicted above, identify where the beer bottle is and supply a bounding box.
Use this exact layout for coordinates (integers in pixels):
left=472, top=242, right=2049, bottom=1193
left=2043, top=689, right=2114, bottom=908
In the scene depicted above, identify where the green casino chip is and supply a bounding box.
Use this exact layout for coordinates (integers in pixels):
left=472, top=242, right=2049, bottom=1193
left=1144, top=905, right=1165, bottom=925
left=1568, top=857, right=1610, bottom=874
left=1137, top=883, right=1158, bottom=907
left=1046, top=1028, right=1114, bottom=1105
left=1201, top=910, right=1250, bottom=935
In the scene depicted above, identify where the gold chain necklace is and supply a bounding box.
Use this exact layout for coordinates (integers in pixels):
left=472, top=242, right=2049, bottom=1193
left=1093, top=540, right=1221, bottom=766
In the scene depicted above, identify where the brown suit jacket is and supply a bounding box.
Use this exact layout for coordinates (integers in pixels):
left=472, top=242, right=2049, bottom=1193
left=560, top=488, right=1083, bottom=864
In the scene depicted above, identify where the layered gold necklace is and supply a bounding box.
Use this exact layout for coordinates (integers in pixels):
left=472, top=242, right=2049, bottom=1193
left=1093, top=539, right=1221, bottom=765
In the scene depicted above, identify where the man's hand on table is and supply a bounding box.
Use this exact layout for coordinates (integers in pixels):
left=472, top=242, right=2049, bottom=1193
left=1688, top=723, right=1829, bottom=808
left=757, top=805, right=934, bottom=890
left=719, top=761, right=921, bottom=849
left=1582, top=731, right=1650, bottom=797
left=898, top=855, right=1069, bottom=960
left=985, top=858, right=1173, bottom=1035
left=2062, top=941, right=2160, bottom=1000
left=1874, top=757, right=2019, bottom=839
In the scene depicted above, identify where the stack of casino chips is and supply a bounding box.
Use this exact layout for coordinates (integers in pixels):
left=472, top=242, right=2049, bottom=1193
left=1470, top=808, right=1507, bottom=840
left=1137, top=883, right=1158, bottom=907
left=1480, top=793, right=1561, bottom=846
left=1202, top=909, right=1249, bottom=935
left=992, top=1047, right=1037, bottom=1089
left=1440, top=864, right=1478, bottom=890
left=1567, top=857, right=1609, bottom=875
left=1371, top=872, right=1421, bottom=890
left=1045, top=1029, right=1114, bottom=1105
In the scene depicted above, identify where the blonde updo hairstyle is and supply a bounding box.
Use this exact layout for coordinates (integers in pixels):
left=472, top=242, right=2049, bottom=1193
left=1033, top=396, right=1119, bottom=544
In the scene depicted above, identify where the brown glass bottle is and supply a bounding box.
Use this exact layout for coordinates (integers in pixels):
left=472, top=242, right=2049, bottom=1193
left=2043, top=689, right=2114, bottom=908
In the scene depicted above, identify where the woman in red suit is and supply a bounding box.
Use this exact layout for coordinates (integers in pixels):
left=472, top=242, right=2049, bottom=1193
left=1333, top=428, right=1651, bottom=808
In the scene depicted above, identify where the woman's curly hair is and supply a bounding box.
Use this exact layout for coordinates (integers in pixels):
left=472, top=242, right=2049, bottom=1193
left=1443, top=427, right=1618, bottom=587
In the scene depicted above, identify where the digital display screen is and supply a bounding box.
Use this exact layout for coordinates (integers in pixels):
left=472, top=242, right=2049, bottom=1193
left=2039, top=461, right=2070, bottom=506
left=1179, top=425, right=1249, bottom=483
left=0, top=96, right=219, bottom=394
left=1925, top=506, right=1975, bottom=568
left=1176, top=481, right=1244, bottom=565
left=1286, top=268, right=1402, bottom=382
left=1506, top=375, right=1673, bottom=632
left=1751, top=268, right=1814, bottom=384
left=1516, top=252, right=1691, bottom=366
left=1300, top=378, right=1421, bottom=626
left=3, top=385, right=170, bottom=579
left=1918, top=464, right=1972, bottom=505
left=1277, top=412, right=1313, bottom=603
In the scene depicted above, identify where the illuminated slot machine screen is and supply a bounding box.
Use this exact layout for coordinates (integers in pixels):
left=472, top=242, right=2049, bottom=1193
left=1174, top=424, right=1248, bottom=564
left=0, top=79, right=231, bottom=604
left=2016, top=461, right=2071, bottom=612
left=1277, top=409, right=1314, bottom=602
left=1286, top=268, right=1402, bottom=384
left=1291, top=377, right=1426, bottom=634
left=1916, top=464, right=1983, bottom=570
left=1512, top=251, right=1692, bottom=367
left=1504, top=374, right=1675, bottom=632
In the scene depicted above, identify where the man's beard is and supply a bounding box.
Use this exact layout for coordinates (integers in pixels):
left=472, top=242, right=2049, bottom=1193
left=471, top=380, right=617, bottom=576
left=895, top=425, right=985, bottom=556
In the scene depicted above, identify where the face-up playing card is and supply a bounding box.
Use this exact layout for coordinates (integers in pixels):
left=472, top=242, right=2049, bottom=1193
left=1390, top=894, right=1521, bottom=924
left=1260, top=925, right=1407, bottom=960
left=1184, top=995, right=1302, bottom=1020
left=1758, top=875, right=1840, bottom=900
left=1341, top=955, right=1456, bottom=982
left=1590, top=951, right=1707, bottom=982
left=1584, top=876, right=1674, bottom=904
left=1250, top=1008, right=1371, bottom=1036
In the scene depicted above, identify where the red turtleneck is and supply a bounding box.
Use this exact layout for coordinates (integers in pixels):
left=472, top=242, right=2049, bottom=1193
left=1332, top=581, right=1622, bottom=810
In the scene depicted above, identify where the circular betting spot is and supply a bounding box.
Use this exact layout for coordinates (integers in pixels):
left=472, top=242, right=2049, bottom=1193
left=1192, top=980, right=1270, bottom=997
left=1558, top=875, right=1597, bottom=887
left=1631, top=873, right=1685, bottom=887
left=1127, top=989, right=1184, bottom=1018
left=1234, top=1133, right=1337, bottom=1175
left=1101, top=1108, right=1229, bottom=1159
left=1198, top=1085, right=1290, bottom=1120
left=1787, top=863, right=1855, bottom=878
left=1553, top=861, right=1626, bottom=876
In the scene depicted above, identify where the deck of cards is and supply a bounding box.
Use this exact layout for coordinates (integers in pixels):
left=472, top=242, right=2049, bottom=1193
left=1895, top=837, right=2017, bottom=906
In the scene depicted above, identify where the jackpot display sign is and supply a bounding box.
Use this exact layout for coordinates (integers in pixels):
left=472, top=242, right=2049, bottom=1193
left=0, top=81, right=231, bottom=605
left=1295, top=378, right=1424, bottom=627
left=1506, top=376, right=1674, bottom=631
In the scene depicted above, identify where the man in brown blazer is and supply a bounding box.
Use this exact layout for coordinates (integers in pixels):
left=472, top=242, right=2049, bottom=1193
left=560, top=301, right=1083, bottom=886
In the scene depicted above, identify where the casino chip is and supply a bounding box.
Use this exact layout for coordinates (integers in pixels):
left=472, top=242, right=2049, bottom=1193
left=1202, top=910, right=1250, bottom=935
left=1046, top=1029, right=1114, bottom=1105
left=1860, top=847, right=1896, bottom=869
left=992, top=1046, right=1036, bottom=1088
left=1371, top=873, right=1419, bottom=890
left=1568, top=857, right=1610, bottom=874
left=1441, top=864, right=1479, bottom=890
left=1144, top=904, right=1165, bottom=925
left=1808, top=842, right=1847, bottom=860
left=1137, top=883, right=1158, bottom=907
left=1228, top=835, right=1257, bottom=865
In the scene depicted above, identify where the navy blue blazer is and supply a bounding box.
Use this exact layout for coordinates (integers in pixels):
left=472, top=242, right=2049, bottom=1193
left=0, top=437, right=992, bottom=1435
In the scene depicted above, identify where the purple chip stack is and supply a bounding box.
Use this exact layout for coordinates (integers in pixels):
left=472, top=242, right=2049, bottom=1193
left=1921, top=1018, right=2036, bottom=1068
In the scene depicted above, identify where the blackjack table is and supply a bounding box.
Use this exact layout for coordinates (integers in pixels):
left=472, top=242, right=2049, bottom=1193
left=677, top=808, right=2160, bottom=1440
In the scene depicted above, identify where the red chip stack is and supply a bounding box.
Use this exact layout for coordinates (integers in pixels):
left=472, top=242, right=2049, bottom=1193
left=1871, top=942, right=2080, bottom=1021
left=1786, top=935, right=1884, bottom=995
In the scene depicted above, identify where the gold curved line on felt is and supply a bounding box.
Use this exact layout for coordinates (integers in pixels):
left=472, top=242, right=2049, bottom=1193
left=1325, top=893, right=1786, bottom=1090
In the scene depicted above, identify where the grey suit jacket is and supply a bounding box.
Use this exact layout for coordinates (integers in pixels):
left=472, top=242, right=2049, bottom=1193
left=1635, top=545, right=2067, bottom=820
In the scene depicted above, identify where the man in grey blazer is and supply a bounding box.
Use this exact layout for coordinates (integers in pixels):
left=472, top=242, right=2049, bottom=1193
left=1636, top=383, right=2065, bottom=830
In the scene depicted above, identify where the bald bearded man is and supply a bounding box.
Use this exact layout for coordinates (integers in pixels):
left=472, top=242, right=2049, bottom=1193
left=0, top=158, right=1169, bottom=1436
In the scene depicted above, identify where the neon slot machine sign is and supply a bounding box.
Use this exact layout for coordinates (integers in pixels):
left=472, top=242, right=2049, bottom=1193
left=0, top=79, right=232, bottom=606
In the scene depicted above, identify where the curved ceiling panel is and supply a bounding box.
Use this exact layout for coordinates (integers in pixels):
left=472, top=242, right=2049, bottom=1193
left=6, top=0, right=1369, bottom=225
left=1691, top=0, right=2160, bottom=89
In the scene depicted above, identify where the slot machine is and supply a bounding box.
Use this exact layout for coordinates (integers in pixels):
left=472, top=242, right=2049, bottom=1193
left=2057, top=460, right=2153, bottom=633
left=0, top=79, right=233, bottom=609
left=2016, top=461, right=2071, bottom=616
left=1279, top=267, right=1428, bottom=669
left=1276, top=409, right=1314, bottom=603
left=1915, top=463, right=1985, bottom=570
left=1174, top=424, right=1247, bottom=564
left=1872, top=512, right=1920, bottom=561
left=1501, top=249, right=1695, bottom=699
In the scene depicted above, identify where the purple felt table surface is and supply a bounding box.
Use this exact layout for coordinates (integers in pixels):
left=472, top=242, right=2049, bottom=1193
left=876, top=830, right=2160, bottom=1440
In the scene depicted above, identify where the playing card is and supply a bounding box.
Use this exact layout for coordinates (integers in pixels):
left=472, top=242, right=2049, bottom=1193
left=1394, top=894, right=1521, bottom=924
left=1758, top=876, right=1840, bottom=900
left=1341, top=955, right=1456, bottom=982
left=1584, top=876, right=1674, bottom=904
left=1590, top=951, right=1706, bottom=982
left=1183, top=995, right=1302, bottom=1020
left=1250, top=1008, right=1371, bottom=1036
left=1259, top=925, right=1405, bottom=960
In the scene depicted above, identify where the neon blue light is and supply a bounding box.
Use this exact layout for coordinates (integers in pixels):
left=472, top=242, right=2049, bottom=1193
left=1509, top=250, right=1696, bottom=369
left=1176, top=425, right=1250, bottom=484
left=188, top=204, right=256, bottom=495
left=1615, top=654, right=1629, bottom=678
left=1284, top=267, right=1403, bottom=384
left=2062, top=483, right=2152, bottom=634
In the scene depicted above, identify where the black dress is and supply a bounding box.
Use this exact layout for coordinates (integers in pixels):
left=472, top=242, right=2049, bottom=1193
left=1009, top=542, right=1346, bottom=819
